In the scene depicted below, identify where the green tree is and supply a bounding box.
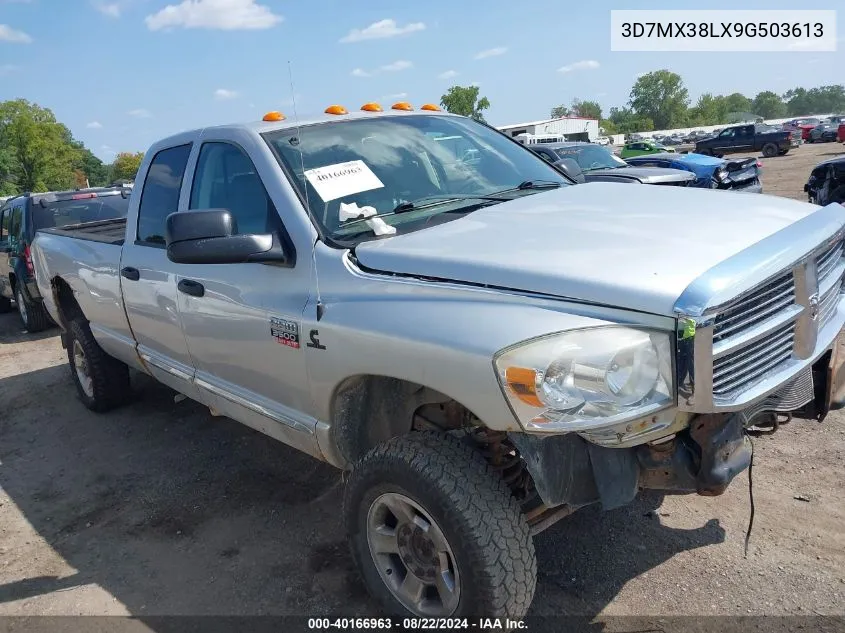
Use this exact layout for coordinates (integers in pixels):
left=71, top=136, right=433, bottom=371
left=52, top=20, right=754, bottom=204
left=608, top=107, right=654, bottom=134
left=570, top=99, right=602, bottom=120
left=628, top=70, right=689, bottom=129
left=550, top=105, right=570, bottom=118
left=0, top=99, right=80, bottom=192
left=599, top=119, right=617, bottom=135
left=783, top=87, right=812, bottom=115
left=111, top=152, right=145, bottom=181
left=688, top=93, right=726, bottom=125
left=73, top=144, right=111, bottom=187
left=439, top=85, right=491, bottom=122
left=751, top=91, right=786, bottom=119
left=805, top=85, right=845, bottom=114
left=721, top=92, right=754, bottom=117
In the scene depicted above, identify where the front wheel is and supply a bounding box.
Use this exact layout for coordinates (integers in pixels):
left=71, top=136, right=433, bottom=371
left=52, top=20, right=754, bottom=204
left=762, top=143, right=778, bottom=158
left=344, top=432, right=536, bottom=619
left=66, top=318, right=131, bottom=411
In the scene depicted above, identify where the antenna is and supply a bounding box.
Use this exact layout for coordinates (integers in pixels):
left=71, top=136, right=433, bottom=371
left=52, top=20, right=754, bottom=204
left=288, top=61, right=324, bottom=321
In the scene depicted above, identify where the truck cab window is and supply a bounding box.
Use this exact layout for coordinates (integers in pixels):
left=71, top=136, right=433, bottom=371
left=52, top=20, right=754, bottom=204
left=137, top=144, right=192, bottom=245
left=189, top=142, right=277, bottom=235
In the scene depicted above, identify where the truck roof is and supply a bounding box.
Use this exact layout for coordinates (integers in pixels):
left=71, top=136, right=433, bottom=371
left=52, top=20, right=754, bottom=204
left=154, top=107, right=455, bottom=151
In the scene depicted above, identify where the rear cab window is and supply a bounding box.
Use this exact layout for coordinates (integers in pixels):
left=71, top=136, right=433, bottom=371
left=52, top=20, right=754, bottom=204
left=31, top=194, right=129, bottom=231
left=136, top=144, right=193, bottom=245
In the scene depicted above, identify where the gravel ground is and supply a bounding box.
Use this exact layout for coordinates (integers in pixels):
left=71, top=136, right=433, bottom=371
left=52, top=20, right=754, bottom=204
left=1, top=141, right=844, bottom=624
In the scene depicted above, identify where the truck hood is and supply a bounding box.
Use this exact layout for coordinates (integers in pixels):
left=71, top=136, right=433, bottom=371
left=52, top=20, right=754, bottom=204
left=353, top=183, right=820, bottom=316
left=585, top=166, right=695, bottom=184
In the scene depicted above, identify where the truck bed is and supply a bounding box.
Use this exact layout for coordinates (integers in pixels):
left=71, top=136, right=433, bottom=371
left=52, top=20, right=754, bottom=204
left=39, top=218, right=127, bottom=245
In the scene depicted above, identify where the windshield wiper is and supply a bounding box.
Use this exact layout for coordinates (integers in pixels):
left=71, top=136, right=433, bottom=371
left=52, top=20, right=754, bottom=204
left=392, top=193, right=511, bottom=214
left=516, top=180, right=562, bottom=190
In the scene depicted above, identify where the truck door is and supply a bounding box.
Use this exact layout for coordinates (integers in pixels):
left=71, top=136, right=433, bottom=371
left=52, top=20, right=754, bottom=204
left=118, top=142, right=208, bottom=404
left=173, top=137, right=317, bottom=454
left=0, top=204, right=11, bottom=301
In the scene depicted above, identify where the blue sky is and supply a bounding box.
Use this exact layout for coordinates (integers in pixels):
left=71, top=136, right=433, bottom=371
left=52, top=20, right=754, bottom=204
left=1, top=0, right=842, bottom=161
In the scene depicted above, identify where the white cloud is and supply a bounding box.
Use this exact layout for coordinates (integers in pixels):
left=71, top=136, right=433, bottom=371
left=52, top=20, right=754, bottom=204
left=86, top=121, right=103, bottom=129
left=380, top=60, right=412, bottom=72
left=437, top=70, right=458, bottom=79
left=340, top=18, right=425, bottom=43
left=128, top=108, right=152, bottom=118
left=0, top=24, right=32, bottom=43
left=146, top=0, right=282, bottom=31
left=0, top=63, right=20, bottom=75
left=381, top=92, right=408, bottom=100
left=474, top=47, right=507, bottom=60
left=558, top=60, right=600, bottom=74
left=93, top=2, right=121, bottom=17
left=214, top=88, right=239, bottom=100
left=351, top=60, right=412, bottom=78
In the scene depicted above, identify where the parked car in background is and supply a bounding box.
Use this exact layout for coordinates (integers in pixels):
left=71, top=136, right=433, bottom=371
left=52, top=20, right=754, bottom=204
left=805, top=156, right=845, bottom=206
left=695, top=123, right=798, bottom=158
left=595, top=136, right=611, bottom=146
left=620, top=139, right=676, bottom=158
left=839, top=122, right=845, bottom=143
left=530, top=142, right=695, bottom=186
left=0, top=186, right=131, bottom=331
left=809, top=123, right=839, bottom=143
left=784, top=117, right=821, bottom=141
left=625, top=152, right=763, bottom=192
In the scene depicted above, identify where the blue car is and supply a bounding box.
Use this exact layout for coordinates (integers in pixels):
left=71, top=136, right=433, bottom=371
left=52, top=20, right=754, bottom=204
left=624, top=152, right=763, bottom=193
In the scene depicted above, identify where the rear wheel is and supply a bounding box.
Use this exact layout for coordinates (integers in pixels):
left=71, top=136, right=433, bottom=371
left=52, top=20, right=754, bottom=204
left=16, top=286, right=50, bottom=332
left=66, top=318, right=131, bottom=412
left=344, top=432, right=536, bottom=619
left=762, top=143, right=778, bottom=158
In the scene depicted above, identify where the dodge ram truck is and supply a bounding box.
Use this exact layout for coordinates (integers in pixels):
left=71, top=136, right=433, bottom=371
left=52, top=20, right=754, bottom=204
left=31, top=103, right=845, bottom=620
left=695, top=123, right=799, bottom=158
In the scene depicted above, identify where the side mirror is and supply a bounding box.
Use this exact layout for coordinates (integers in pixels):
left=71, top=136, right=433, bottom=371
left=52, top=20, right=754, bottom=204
left=553, top=158, right=586, bottom=184
left=165, top=209, right=290, bottom=265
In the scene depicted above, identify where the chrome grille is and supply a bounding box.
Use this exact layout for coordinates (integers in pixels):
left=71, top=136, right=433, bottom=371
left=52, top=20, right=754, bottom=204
left=712, top=271, right=794, bottom=343
left=705, top=237, right=843, bottom=400
left=712, top=322, right=795, bottom=395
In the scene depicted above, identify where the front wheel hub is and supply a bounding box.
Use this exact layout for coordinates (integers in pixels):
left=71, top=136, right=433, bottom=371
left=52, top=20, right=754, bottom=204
left=366, top=492, right=460, bottom=616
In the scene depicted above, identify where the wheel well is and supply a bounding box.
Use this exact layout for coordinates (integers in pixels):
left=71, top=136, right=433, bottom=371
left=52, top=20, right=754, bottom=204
left=9, top=272, right=16, bottom=293
left=51, top=276, right=84, bottom=329
left=329, top=375, right=479, bottom=464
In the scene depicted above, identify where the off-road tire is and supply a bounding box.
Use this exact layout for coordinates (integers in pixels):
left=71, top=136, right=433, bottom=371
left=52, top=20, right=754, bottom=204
left=66, top=318, right=131, bottom=412
left=762, top=143, right=778, bottom=158
left=16, top=286, right=50, bottom=332
left=0, top=295, right=12, bottom=313
left=344, top=431, right=537, bottom=619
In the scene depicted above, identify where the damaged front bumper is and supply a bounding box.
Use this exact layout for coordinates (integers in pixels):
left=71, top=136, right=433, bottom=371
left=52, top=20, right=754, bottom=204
left=510, top=335, right=845, bottom=512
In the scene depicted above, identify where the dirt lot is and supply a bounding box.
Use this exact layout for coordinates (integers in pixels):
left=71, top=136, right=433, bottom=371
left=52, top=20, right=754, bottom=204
left=1, top=141, right=845, bottom=624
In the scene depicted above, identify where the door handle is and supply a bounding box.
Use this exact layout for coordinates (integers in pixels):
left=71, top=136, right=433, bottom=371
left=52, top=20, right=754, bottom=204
left=178, top=279, right=205, bottom=297
left=120, top=266, right=140, bottom=281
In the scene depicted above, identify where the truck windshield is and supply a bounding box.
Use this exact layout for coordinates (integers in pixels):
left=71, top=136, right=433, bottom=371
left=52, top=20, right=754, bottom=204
left=31, top=195, right=129, bottom=230
left=263, top=115, right=569, bottom=242
left=554, top=145, right=628, bottom=171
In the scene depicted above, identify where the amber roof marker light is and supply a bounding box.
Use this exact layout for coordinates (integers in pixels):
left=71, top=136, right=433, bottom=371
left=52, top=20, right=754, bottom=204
left=421, top=104, right=442, bottom=111
left=262, top=111, right=286, bottom=122
left=361, top=102, right=383, bottom=112
left=325, top=105, right=349, bottom=115
left=391, top=102, right=414, bottom=111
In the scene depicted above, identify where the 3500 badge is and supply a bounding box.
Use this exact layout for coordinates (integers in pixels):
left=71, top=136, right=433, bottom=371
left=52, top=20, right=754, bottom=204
left=270, top=316, right=300, bottom=349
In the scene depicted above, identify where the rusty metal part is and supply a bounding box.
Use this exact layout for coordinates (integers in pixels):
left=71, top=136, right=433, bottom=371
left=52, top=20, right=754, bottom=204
left=636, top=437, right=699, bottom=492
left=688, top=413, right=752, bottom=497
left=470, top=428, right=536, bottom=502
left=527, top=504, right=577, bottom=536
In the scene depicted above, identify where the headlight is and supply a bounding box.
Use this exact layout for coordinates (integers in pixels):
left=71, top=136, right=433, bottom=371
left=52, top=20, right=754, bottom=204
left=715, top=168, right=730, bottom=182
left=494, top=327, right=674, bottom=433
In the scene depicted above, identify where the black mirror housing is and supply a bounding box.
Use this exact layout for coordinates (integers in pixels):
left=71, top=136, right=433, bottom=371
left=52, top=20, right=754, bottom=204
left=554, top=157, right=586, bottom=184
left=165, top=209, right=291, bottom=266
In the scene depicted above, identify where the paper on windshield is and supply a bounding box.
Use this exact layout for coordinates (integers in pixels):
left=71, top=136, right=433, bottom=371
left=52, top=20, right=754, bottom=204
left=338, top=201, right=396, bottom=236
left=304, top=160, right=384, bottom=202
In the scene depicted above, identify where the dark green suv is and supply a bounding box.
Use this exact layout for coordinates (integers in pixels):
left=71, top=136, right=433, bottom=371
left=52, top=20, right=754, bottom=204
left=0, top=187, right=131, bottom=331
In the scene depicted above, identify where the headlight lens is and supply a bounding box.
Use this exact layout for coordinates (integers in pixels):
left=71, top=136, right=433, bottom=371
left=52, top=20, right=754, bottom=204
left=495, top=327, right=674, bottom=433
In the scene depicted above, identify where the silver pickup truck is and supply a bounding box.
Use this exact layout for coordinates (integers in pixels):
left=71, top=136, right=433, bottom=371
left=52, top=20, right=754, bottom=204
left=31, top=104, right=845, bottom=619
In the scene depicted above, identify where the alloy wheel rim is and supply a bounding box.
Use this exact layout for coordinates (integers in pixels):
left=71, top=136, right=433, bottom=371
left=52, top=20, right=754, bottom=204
left=73, top=339, right=94, bottom=397
left=366, top=492, right=460, bottom=616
